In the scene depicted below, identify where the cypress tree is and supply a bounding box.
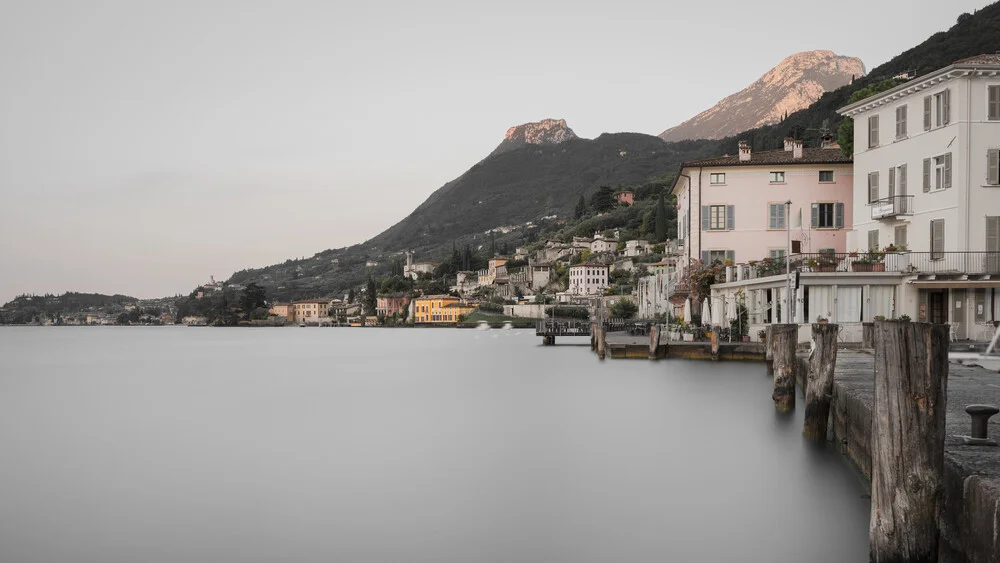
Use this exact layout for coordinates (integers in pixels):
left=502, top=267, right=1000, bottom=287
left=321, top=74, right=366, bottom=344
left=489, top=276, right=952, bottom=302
left=654, top=193, right=667, bottom=242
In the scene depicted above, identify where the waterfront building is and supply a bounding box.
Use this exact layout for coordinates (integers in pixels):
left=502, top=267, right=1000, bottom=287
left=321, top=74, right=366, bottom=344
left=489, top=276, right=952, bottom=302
left=672, top=139, right=854, bottom=269
left=376, top=295, right=410, bottom=317
left=268, top=302, right=295, bottom=322
left=838, top=53, right=1000, bottom=338
left=412, top=295, right=476, bottom=323
left=568, top=263, right=608, bottom=296
left=293, top=299, right=331, bottom=324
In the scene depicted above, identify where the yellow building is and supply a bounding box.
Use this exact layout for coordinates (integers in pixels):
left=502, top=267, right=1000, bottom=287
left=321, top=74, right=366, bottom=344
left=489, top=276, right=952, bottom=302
left=293, top=299, right=331, bottom=324
left=413, top=295, right=476, bottom=323
left=268, top=302, right=295, bottom=322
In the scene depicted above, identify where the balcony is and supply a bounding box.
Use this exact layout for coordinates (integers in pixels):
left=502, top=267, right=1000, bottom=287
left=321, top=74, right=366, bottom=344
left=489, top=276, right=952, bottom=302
left=793, top=252, right=1000, bottom=275
left=870, top=195, right=914, bottom=220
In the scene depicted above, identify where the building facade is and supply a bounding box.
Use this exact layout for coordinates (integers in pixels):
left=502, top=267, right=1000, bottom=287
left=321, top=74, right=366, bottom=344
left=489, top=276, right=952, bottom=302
left=672, top=141, right=854, bottom=269
left=838, top=54, right=1000, bottom=338
left=412, top=295, right=476, bottom=323
left=568, top=263, right=608, bottom=296
left=376, top=295, right=410, bottom=317
left=293, top=299, right=331, bottom=324
left=268, top=302, right=294, bottom=322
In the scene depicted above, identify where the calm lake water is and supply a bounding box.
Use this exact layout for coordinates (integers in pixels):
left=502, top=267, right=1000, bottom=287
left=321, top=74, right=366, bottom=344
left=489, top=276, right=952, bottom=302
left=0, top=327, right=869, bottom=562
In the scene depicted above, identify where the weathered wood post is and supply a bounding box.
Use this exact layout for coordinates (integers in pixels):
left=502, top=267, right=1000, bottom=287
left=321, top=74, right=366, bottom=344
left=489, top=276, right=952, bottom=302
left=862, top=322, right=875, bottom=349
left=770, top=324, right=798, bottom=413
left=710, top=327, right=720, bottom=360
left=870, top=320, right=949, bottom=562
left=648, top=324, right=660, bottom=360
left=590, top=322, right=597, bottom=351
left=765, top=325, right=774, bottom=377
left=803, top=323, right=838, bottom=440
left=597, top=324, right=607, bottom=360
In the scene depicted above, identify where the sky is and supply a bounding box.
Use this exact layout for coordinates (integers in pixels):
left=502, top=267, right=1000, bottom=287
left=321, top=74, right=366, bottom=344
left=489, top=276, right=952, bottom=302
left=0, top=0, right=992, bottom=302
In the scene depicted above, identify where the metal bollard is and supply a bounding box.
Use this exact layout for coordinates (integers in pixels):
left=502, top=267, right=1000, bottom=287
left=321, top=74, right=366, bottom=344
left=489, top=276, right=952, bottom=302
left=961, top=404, right=999, bottom=446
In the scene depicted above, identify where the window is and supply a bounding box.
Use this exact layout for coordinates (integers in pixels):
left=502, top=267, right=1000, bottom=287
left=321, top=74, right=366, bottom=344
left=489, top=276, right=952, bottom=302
left=811, top=202, right=844, bottom=229
left=923, top=95, right=932, bottom=131
left=704, top=250, right=733, bottom=264
left=769, top=171, right=785, bottom=183
left=888, top=166, right=895, bottom=197
left=868, top=171, right=879, bottom=203
left=987, top=217, right=999, bottom=254
left=868, top=230, right=880, bottom=250
left=710, top=173, right=726, bottom=184
left=989, top=85, right=999, bottom=121
left=819, top=170, right=834, bottom=182
left=868, top=115, right=879, bottom=148
left=894, top=225, right=908, bottom=248
left=933, top=153, right=952, bottom=190
left=934, top=89, right=950, bottom=127
left=930, top=219, right=945, bottom=259
left=701, top=205, right=734, bottom=231
left=768, top=203, right=786, bottom=229
left=769, top=249, right=786, bottom=260
left=898, top=164, right=907, bottom=195
left=895, top=105, right=907, bottom=139
left=988, top=149, right=999, bottom=186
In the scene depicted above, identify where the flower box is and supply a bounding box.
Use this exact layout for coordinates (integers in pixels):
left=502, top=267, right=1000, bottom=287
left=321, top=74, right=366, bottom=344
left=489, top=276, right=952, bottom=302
left=682, top=333, right=694, bottom=342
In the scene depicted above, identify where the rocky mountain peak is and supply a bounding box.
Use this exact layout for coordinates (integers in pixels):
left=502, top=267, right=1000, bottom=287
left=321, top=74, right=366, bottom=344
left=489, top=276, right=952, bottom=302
left=490, top=118, right=580, bottom=158
left=659, top=50, right=866, bottom=142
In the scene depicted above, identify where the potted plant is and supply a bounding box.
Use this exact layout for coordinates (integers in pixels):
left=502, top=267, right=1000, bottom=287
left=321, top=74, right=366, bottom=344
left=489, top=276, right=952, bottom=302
left=758, top=329, right=767, bottom=343
left=852, top=249, right=886, bottom=272
left=682, top=326, right=695, bottom=342
left=874, top=315, right=886, bottom=321
left=897, top=314, right=911, bottom=322
left=815, top=315, right=829, bottom=324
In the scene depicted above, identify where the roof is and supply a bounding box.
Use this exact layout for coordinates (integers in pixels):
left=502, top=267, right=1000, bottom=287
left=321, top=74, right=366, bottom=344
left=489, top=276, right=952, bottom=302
left=293, top=299, right=331, bottom=304
left=571, top=262, right=608, bottom=269
left=839, top=53, right=1000, bottom=116
left=415, top=294, right=458, bottom=300
left=680, top=147, right=851, bottom=167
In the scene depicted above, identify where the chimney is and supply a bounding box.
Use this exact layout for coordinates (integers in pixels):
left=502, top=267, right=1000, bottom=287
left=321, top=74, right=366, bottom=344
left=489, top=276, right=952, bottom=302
left=783, top=137, right=795, bottom=152
left=793, top=139, right=803, bottom=159
left=738, top=141, right=751, bottom=162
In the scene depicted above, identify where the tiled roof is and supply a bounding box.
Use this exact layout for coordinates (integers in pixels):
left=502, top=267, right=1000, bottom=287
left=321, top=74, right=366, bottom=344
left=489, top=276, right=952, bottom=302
left=571, top=262, right=608, bottom=268
left=682, top=147, right=851, bottom=167
left=953, top=53, right=1000, bottom=66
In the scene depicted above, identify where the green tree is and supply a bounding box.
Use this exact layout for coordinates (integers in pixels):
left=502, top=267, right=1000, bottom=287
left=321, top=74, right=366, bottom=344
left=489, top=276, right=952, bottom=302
left=363, top=277, right=378, bottom=315
left=654, top=193, right=667, bottom=242
left=239, top=283, right=267, bottom=316
left=347, top=288, right=356, bottom=303
left=589, top=186, right=615, bottom=213
left=609, top=299, right=638, bottom=319
left=574, top=195, right=587, bottom=219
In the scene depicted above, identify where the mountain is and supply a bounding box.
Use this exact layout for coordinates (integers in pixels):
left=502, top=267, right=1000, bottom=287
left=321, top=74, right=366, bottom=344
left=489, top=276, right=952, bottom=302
left=659, top=50, right=865, bottom=142
left=489, top=118, right=579, bottom=158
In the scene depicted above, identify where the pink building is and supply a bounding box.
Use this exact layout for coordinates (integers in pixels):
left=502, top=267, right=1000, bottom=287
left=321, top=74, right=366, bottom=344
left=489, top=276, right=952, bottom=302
left=617, top=190, right=635, bottom=206
left=671, top=139, right=854, bottom=268
left=376, top=295, right=410, bottom=317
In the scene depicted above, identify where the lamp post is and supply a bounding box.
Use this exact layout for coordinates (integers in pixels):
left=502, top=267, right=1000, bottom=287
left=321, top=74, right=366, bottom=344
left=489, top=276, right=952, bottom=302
left=785, top=200, right=792, bottom=324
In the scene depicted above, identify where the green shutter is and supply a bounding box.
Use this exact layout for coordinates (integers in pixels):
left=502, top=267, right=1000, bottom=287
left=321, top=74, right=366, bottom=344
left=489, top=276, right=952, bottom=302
left=944, top=153, right=952, bottom=188
left=701, top=206, right=709, bottom=230
left=988, top=149, right=999, bottom=185
left=931, top=220, right=945, bottom=259
left=811, top=203, right=819, bottom=228
left=726, top=205, right=735, bottom=230
left=923, top=158, right=931, bottom=192
left=835, top=203, right=844, bottom=229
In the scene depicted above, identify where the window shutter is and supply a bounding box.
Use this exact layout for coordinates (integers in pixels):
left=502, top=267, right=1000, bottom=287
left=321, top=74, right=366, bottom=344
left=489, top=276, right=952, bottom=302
left=725, top=250, right=735, bottom=263
left=768, top=204, right=777, bottom=229
left=988, top=149, right=999, bottom=185
left=923, top=96, right=932, bottom=130
left=923, top=158, right=931, bottom=192
left=931, top=220, right=945, bottom=258
left=888, top=166, right=895, bottom=197
left=869, top=116, right=879, bottom=147
left=726, top=205, right=735, bottom=230
left=942, top=89, right=950, bottom=125
left=894, top=225, right=907, bottom=248
left=986, top=217, right=1000, bottom=253
left=899, top=164, right=907, bottom=195
left=944, top=153, right=952, bottom=188
left=835, top=203, right=844, bottom=229
left=811, top=203, right=819, bottom=228
left=990, top=86, right=1000, bottom=121
left=868, top=230, right=879, bottom=250
left=868, top=171, right=879, bottom=202
left=701, top=206, right=709, bottom=230
left=701, top=250, right=709, bottom=263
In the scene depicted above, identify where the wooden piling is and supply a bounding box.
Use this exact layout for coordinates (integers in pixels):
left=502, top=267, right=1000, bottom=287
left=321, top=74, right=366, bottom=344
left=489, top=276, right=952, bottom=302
left=590, top=322, right=597, bottom=351
left=597, top=325, right=606, bottom=360
left=870, top=321, right=949, bottom=562
left=648, top=325, right=660, bottom=360
left=862, top=322, right=875, bottom=349
left=803, top=323, right=838, bottom=440
left=765, top=325, right=774, bottom=377
left=770, top=324, right=797, bottom=413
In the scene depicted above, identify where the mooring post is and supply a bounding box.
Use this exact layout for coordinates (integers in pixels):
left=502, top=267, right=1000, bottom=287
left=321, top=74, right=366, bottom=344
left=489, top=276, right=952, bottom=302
left=710, top=326, right=720, bottom=361
left=870, top=320, right=949, bottom=562
left=765, top=325, right=774, bottom=377
left=803, top=323, right=838, bottom=440
left=590, top=322, right=597, bottom=351
left=862, top=322, right=875, bottom=349
left=770, top=324, right=797, bottom=413
left=648, top=324, right=660, bottom=360
left=597, top=324, right=606, bottom=360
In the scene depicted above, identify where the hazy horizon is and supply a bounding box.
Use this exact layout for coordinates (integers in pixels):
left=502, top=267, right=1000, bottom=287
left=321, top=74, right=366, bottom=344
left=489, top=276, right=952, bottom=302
left=1, top=0, right=991, bottom=302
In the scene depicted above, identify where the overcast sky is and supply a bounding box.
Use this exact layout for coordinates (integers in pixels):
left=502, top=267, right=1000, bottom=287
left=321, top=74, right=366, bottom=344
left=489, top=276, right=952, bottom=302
left=0, top=0, right=991, bottom=302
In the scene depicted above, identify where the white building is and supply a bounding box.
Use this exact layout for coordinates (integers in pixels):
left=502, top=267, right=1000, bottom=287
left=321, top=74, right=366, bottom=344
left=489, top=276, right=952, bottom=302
left=838, top=53, right=1000, bottom=338
left=590, top=233, right=618, bottom=254
left=568, top=263, right=608, bottom=296
left=403, top=251, right=438, bottom=280
left=624, top=239, right=653, bottom=257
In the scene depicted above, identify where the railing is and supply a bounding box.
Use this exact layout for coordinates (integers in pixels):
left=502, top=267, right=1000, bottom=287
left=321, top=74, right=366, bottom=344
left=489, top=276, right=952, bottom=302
left=870, top=195, right=914, bottom=220
left=748, top=252, right=1000, bottom=275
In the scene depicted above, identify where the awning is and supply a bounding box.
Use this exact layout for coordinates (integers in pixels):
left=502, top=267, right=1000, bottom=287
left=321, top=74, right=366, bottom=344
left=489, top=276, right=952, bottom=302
left=909, top=280, right=1000, bottom=289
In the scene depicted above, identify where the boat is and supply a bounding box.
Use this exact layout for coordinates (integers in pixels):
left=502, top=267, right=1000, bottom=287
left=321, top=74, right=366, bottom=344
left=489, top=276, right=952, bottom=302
left=475, top=321, right=491, bottom=331
left=502, top=322, right=513, bottom=331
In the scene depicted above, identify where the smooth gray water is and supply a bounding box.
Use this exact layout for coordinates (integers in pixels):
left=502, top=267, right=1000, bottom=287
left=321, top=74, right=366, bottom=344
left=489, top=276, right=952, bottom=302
left=0, top=327, right=869, bottom=562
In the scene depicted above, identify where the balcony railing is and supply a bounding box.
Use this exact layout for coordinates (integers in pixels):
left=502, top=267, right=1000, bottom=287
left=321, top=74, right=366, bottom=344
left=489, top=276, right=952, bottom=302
left=744, top=252, right=1000, bottom=276
left=870, top=195, right=914, bottom=220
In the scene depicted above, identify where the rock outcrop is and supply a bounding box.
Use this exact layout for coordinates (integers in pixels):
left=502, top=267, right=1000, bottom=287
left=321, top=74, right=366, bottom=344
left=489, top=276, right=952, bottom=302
left=489, top=118, right=580, bottom=158
left=659, top=50, right=866, bottom=141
